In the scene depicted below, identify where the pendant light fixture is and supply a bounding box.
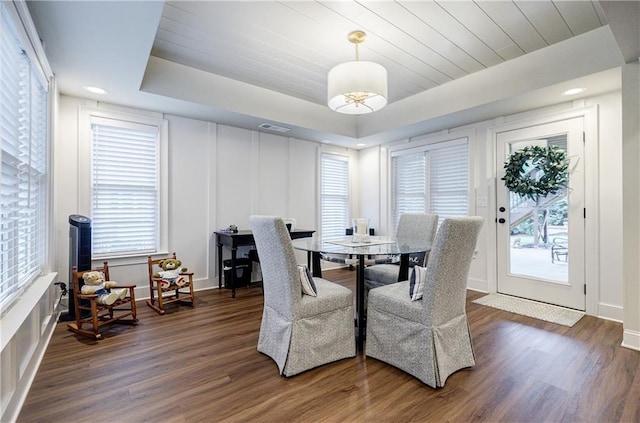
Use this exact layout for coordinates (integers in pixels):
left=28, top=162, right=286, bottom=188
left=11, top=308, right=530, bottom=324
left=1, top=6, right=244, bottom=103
left=327, top=30, right=388, bottom=114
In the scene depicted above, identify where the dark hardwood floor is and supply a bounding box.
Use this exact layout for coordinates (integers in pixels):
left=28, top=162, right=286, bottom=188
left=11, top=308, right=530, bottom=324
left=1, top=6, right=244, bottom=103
left=18, top=268, right=640, bottom=422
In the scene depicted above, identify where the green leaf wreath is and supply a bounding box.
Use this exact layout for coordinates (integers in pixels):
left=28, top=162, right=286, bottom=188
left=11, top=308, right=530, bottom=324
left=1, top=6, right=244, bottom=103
left=502, top=145, right=569, bottom=201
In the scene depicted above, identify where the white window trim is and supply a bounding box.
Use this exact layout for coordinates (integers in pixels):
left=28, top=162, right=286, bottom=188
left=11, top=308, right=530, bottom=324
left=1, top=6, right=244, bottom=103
left=3, top=1, right=52, bottom=87
left=78, top=106, right=168, bottom=262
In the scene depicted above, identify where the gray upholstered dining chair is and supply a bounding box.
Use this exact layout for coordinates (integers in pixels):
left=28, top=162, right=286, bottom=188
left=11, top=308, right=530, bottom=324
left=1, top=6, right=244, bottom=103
left=364, top=213, right=439, bottom=295
left=249, top=215, right=356, bottom=376
left=365, top=216, right=484, bottom=388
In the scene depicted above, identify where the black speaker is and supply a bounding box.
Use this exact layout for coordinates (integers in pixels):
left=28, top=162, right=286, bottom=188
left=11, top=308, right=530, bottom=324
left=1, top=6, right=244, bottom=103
left=69, top=215, right=92, bottom=273
left=59, top=215, right=91, bottom=322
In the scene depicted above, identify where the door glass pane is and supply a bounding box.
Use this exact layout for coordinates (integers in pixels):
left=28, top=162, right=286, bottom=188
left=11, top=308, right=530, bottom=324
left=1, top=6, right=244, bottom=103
left=508, top=136, right=568, bottom=283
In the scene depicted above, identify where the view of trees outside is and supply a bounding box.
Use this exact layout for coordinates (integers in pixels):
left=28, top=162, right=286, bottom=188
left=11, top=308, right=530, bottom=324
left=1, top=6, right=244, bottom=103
left=510, top=196, right=568, bottom=248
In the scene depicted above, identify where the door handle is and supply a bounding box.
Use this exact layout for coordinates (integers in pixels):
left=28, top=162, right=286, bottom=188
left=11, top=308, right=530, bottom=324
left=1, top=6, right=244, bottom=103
left=498, top=218, right=506, bottom=224
left=499, top=207, right=506, bottom=212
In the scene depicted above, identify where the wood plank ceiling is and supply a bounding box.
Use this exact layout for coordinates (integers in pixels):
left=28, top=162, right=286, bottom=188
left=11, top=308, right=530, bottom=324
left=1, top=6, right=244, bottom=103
left=151, top=1, right=607, bottom=107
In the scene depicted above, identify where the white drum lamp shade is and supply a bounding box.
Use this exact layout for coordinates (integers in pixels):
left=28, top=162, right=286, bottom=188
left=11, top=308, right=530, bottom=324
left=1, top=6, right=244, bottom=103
left=327, top=61, right=388, bottom=114
left=327, top=30, right=388, bottom=115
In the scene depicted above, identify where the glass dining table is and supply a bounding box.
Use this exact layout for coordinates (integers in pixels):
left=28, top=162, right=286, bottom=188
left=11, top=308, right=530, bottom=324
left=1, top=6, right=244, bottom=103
left=292, top=236, right=431, bottom=352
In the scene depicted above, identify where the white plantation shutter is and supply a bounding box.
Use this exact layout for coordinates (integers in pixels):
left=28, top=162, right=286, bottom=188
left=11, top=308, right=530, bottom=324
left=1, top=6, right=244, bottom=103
left=321, top=154, right=349, bottom=241
left=392, top=152, right=427, bottom=229
left=91, top=117, right=159, bottom=256
left=391, top=139, right=468, bottom=230
left=429, top=142, right=469, bottom=224
left=1, top=3, right=50, bottom=310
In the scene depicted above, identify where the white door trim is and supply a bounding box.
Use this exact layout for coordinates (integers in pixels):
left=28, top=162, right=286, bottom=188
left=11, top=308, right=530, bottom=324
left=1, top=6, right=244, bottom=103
left=486, top=105, right=599, bottom=316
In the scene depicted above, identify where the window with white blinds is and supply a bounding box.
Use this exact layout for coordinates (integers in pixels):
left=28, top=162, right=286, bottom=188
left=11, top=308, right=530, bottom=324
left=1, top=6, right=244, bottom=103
left=429, top=142, right=469, bottom=221
left=391, top=139, right=469, bottom=229
left=392, top=153, right=427, bottom=229
left=0, top=3, right=50, bottom=310
left=90, top=117, right=160, bottom=256
left=321, top=154, right=349, bottom=241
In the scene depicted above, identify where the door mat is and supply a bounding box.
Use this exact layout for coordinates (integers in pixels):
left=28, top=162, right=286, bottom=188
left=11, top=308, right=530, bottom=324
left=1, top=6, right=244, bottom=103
left=472, top=293, right=585, bottom=327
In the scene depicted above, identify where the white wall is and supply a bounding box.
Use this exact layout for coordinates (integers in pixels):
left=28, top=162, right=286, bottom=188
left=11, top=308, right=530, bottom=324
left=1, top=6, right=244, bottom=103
left=54, top=96, right=329, bottom=297
left=167, top=115, right=211, bottom=282
left=621, top=62, right=640, bottom=350
left=358, top=147, right=383, bottom=234
left=587, top=92, right=624, bottom=320
left=359, top=91, right=624, bottom=320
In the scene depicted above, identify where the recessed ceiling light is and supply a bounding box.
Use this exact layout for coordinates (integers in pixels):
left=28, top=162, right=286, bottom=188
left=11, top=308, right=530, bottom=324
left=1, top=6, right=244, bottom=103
left=356, top=143, right=366, bottom=147
left=563, top=88, right=585, bottom=96
left=84, top=86, right=108, bottom=95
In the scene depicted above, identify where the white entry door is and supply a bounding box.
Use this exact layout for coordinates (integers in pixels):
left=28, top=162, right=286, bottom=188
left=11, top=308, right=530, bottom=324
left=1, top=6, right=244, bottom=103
left=496, top=118, right=585, bottom=310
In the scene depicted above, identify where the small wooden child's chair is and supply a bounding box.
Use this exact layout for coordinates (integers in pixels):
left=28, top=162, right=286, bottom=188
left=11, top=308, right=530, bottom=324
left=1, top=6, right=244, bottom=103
left=67, top=261, right=138, bottom=340
left=146, top=252, right=195, bottom=314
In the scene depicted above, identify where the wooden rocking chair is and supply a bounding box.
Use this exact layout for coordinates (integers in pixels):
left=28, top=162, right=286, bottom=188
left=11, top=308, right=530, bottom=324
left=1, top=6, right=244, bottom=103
left=146, top=252, right=195, bottom=315
left=67, top=261, right=138, bottom=340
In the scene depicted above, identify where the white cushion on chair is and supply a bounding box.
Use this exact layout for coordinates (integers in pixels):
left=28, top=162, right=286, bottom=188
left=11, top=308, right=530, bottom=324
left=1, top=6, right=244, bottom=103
left=298, top=264, right=317, bottom=296
left=409, top=265, right=427, bottom=301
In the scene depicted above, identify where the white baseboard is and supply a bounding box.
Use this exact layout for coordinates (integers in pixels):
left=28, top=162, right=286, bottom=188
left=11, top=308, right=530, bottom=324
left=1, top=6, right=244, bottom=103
left=467, top=277, right=488, bottom=293
left=622, top=329, right=640, bottom=351
left=597, top=302, right=624, bottom=322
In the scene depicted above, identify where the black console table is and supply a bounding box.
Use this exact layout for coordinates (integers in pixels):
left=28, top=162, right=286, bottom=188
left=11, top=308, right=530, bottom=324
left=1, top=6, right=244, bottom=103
left=215, top=229, right=315, bottom=298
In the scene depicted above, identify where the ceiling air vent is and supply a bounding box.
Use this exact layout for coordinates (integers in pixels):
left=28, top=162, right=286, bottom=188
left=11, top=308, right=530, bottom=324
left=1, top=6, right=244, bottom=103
left=258, top=123, right=291, bottom=133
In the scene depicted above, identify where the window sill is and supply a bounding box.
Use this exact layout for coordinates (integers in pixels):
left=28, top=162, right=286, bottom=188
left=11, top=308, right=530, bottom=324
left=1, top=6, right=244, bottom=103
left=92, top=251, right=170, bottom=267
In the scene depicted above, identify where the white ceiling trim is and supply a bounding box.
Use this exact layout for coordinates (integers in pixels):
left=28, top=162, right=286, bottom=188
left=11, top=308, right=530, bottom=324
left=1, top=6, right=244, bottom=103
left=141, top=56, right=356, bottom=138
left=358, top=26, right=624, bottom=138
left=141, top=26, right=623, bottom=142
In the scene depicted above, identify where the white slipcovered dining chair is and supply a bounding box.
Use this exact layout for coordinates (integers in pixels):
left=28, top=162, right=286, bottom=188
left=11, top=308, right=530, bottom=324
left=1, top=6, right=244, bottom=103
left=364, top=213, right=439, bottom=295
left=249, top=215, right=356, bottom=376
left=366, top=216, right=484, bottom=388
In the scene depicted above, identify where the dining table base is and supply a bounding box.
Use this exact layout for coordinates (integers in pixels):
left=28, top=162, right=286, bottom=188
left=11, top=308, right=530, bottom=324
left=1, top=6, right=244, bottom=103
left=308, top=251, right=411, bottom=353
